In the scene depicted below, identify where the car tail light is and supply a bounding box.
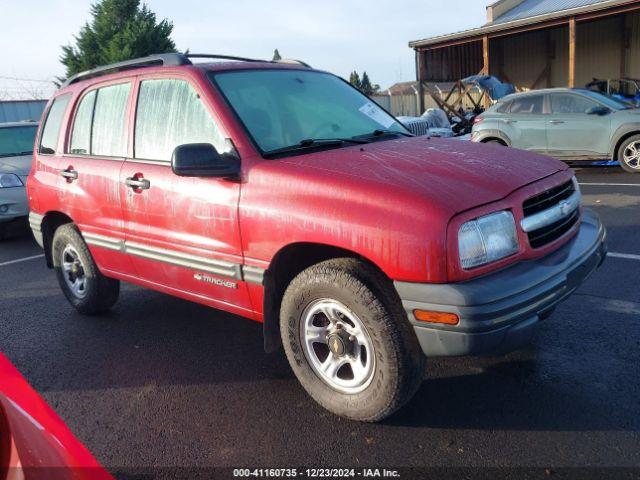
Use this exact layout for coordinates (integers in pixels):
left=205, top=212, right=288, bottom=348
left=473, top=116, right=484, bottom=125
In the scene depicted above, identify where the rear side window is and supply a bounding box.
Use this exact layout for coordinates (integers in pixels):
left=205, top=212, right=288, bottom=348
left=550, top=94, right=597, bottom=114
left=134, top=79, right=226, bottom=161
left=39, top=94, right=71, bottom=154
left=70, top=90, right=96, bottom=155
left=509, top=95, right=543, bottom=114
left=91, top=83, right=131, bottom=157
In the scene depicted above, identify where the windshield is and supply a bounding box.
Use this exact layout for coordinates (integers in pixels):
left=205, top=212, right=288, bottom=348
left=580, top=90, right=633, bottom=110
left=210, top=69, right=408, bottom=154
left=0, top=125, right=38, bottom=157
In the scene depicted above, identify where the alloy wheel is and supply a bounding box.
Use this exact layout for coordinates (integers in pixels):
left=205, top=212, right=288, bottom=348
left=300, top=298, right=376, bottom=394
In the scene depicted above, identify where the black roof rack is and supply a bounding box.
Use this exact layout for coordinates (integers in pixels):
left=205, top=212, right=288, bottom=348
left=61, top=53, right=312, bottom=88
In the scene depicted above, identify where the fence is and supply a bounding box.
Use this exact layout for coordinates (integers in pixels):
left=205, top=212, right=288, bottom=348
left=372, top=83, right=485, bottom=118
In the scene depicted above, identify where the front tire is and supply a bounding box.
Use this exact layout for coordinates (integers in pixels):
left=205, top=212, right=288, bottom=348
left=280, top=258, right=425, bottom=422
left=618, top=134, right=640, bottom=173
left=52, top=224, right=120, bottom=315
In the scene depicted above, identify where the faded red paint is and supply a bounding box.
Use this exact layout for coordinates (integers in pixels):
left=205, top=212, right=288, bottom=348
left=0, top=354, right=113, bottom=479
left=28, top=61, right=573, bottom=323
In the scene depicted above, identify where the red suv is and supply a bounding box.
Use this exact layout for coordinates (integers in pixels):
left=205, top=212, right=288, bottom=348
left=28, top=54, right=606, bottom=421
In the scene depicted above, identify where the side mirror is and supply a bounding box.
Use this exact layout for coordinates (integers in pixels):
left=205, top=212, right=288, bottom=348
left=587, top=106, right=611, bottom=116
left=171, top=143, right=240, bottom=178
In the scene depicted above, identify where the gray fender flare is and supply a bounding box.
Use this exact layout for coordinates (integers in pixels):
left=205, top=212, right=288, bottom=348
left=610, top=123, right=640, bottom=159
left=474, top=129, right=512, bottom=147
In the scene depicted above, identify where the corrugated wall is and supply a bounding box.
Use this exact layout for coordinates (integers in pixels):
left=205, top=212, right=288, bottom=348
left=576, top=16, right=624, bottom=87
left=627, top=10, right=640, bottom=78
left=0, top=100, right=47, bottom=123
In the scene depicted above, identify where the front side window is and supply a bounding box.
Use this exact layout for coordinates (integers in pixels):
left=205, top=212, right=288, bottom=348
left=550, top=94, right=597, bottom=114
left=0, top=125, right=38, bottom=157
left=39, top=94, right=71, bottom=154
left=70, top=90, right=97, bottom=155
left=509, top=95, right=543, bottom=114
left=135, top=79, right=227, bottom=161
left=210, top=70, right=407, bottom=154
left=90, top=83, right=131, bottom=157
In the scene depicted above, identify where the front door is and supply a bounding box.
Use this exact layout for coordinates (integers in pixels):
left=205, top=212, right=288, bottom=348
left=546, top=93, right=612, bottom=159
left=119, top=75, right=252, bottom=314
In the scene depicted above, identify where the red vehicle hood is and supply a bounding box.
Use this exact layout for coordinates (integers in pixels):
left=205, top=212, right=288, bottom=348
left=282, top=136, right=567, bottom=215
left=0, top=354, right=112, bottom=480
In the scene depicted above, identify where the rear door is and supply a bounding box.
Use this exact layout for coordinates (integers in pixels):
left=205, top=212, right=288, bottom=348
left=501, top=94, right=547, bottom=153
left=546, top=93, right=612, bottom=158
left=58, top=80, right=134, bottom=274
left=119, top=74, right=252, bottom=313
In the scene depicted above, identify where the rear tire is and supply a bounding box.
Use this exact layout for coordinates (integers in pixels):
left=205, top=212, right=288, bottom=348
left=618, top=134, right=640, bottom=173
left=280, top=258, right=425, bottom=422
left=52, top=224, right=120, bottom=315
left=484, top=139, right=505, bottom=146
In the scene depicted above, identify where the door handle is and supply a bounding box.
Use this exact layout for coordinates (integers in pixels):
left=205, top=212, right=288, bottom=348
left=125, top=176, right=151, bottom=191
left=549, top=120, right=565, bottom=125
left=504, top=119, right=518, bottom=124
left=60, top=167, right=78, bottom=182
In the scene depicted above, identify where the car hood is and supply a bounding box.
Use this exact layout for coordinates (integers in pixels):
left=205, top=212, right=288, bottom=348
left=282, top=136, right=566, bottom=214
left=0, top=154, right=32, bottom=176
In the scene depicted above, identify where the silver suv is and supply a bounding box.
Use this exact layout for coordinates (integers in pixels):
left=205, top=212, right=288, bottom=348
left=471, top=88, right=640, bottom=173
left=0, top=121, right=38, bottom=237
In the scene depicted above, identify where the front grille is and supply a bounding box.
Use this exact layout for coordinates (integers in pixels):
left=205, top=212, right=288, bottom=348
left=523, top=180, right=574, bottom=217
left=522, top=179, right=580, bottom=248
left=527, top=208, right=579, bottom=248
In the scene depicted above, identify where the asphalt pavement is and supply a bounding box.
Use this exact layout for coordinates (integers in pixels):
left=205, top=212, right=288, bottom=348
left=1, top=166, right=639, bottom=479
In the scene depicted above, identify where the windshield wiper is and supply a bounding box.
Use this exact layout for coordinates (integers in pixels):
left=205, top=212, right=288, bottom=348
left=0, top=151, right=32, bottom=158
left=371, top=129, right=413, bottom=137
left=264, top=138, right=368, bottom=157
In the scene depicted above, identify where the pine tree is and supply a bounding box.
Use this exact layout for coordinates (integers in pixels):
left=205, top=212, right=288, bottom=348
left=349, top=71, right=362, bottom=90
left=272, top=49, right=282, bottom=61
left=61, top=0, right=176, bottom=78
left=360, top=71, right=373, bottom=95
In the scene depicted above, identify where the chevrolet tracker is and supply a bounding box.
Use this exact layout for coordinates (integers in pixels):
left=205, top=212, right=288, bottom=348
left=28, top=53, right=607, bottom=421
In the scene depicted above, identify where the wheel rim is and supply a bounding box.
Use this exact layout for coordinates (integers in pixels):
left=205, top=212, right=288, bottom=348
left=300, top=299, right=375, bottom=394
left=61, top=244, right=87, bottom=299
left=623, top=141, right=640, bottom=169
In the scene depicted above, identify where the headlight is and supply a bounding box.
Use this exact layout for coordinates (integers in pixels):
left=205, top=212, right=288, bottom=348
left=458, top=210, right=519, bottom=269
left=0, top=174, right=23, bottom=188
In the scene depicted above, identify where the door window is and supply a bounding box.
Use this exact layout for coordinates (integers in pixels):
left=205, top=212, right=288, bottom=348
left=550, top=94, right=597, bottom=114
left=91, top=83, right=131, bottom=157
left=134, top=79, right=226, bottom=161
left=39, top=94, right=72, bottom=154
left=69, top=90, right=97, bottom=155
left=508, top=95, right=543, bottom=114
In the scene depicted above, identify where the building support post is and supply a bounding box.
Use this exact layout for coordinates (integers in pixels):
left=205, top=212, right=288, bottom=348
left=415, top=49, right=425, bottom=115
left=482, top=35, right=490, bottom=108
left=568, top=17, right=576, bottom=88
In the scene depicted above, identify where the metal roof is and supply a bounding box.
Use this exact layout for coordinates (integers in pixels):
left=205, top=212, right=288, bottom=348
left=0, top=100, right=47, bottom=123
left=492, top=0, right=609, bottom=24
left=409, top=0, right=636, bottom=48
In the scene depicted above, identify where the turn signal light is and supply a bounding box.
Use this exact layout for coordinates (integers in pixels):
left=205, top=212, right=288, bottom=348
left=413, top=310, right=459, bottom=325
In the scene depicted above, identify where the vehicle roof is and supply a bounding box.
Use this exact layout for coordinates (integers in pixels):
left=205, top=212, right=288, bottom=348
left=55, top=59, right=319, bottom=96
left=0, top=121, right=39, bottom=128
left=498, top=87, right=595, bottom=102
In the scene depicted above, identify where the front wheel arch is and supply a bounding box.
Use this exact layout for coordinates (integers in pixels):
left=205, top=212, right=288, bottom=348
left=262, top=242, right=390, bottom=353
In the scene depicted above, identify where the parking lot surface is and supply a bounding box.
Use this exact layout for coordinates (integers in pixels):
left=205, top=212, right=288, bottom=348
left=1, top=167, right=639, bottom=477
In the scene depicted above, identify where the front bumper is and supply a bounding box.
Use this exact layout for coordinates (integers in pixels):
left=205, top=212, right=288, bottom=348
left=395, top=209, right=607, bottom=357
left=0, top=186, right=28, bottom=224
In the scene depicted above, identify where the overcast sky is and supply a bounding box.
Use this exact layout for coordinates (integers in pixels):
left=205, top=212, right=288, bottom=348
left=0, top=0, right=488, bottom=98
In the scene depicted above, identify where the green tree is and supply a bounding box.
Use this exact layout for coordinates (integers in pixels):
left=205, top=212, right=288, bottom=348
left=60, top=0, right=176, bottom=78
left=272, top=49, right=282, bottom=61
left=349, top=71, right=361, bottom=90
left=359, top=71, right=380, bottom=96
